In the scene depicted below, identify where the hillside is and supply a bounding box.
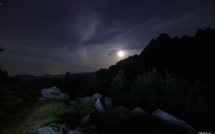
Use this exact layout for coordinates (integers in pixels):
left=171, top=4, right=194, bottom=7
left=99, top=28, right=215, bottom=87
left=1, top=28, right=215, bottom=133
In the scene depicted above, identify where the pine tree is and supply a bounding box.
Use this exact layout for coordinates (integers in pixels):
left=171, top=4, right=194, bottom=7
left=110, top=69, right=128, bottom=104
left=130, top=68, right=161, bottom=106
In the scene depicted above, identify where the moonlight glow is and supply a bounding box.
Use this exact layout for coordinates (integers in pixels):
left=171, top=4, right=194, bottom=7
left=118, top=50, right=125, bottom=57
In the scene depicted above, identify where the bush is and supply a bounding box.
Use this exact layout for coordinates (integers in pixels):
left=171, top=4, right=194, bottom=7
left=110, top=69, right=129, bottom=105
left=129, top=68, right=162, bottom=107
left=84, top=73, right=105, bottom=95
left=161, top=71, right=191, bottom=113
left=184, top=80, right=212, bottom=121
left=77, top=102, right=96, bottom=116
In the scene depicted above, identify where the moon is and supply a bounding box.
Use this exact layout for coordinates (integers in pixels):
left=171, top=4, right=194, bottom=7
left=117, top=50, right=125, bottom=57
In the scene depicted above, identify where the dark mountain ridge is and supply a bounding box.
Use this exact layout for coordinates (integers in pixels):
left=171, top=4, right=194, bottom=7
left=13, top=28, right=215, bottom=90
left=98, top=28, right=215, bottom=88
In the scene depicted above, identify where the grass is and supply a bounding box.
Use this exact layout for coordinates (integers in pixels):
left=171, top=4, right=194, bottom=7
left=0, top=88, right=156, bottom=134
left=0, top=100, right=76, bottom=134
left=0, top=81, right=201, bottom=134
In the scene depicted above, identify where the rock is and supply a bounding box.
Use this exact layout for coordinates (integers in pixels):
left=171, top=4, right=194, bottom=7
left=68, top=130, right=80, bottom=134
left=91, top=93, right=103, bottom=99
left=118, top=114, right=133, bottom=121
left=132, top=107, right=148, bottom=119
left=41, top=87, right=70, bottom=100
left=79, top=114, right=91, bottom=125
left=26, top=123, right=71, bottom=134
left=80, top=96, right=96, bottom=104
left=152, top=109, right=197, bottom=134
left=103, top=97, right=113, bottom=110
left=94, top=98, right=105, bottom=113
left=37, top=126, right=59, bottom=134
left=75, top=124, right=97, bottom=132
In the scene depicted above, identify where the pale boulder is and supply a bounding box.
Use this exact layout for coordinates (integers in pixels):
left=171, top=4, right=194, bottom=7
left=94, top=98, right=105, bottom=113
left=41, top=87, right=69, bottom=100
left=152, top=109, right=197, bottom=134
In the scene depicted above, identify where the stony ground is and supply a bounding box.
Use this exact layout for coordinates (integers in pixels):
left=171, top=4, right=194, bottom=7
left=0, top=86, right=198, bottom=134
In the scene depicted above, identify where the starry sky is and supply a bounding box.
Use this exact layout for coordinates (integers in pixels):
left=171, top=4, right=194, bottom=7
left=0, top=0, right=215, bottom=76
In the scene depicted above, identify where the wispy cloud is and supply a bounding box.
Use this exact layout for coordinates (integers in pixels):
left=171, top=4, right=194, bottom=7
left=153, top=4, right=215, bottom=31
left=75, top=13, right=99, bottom=44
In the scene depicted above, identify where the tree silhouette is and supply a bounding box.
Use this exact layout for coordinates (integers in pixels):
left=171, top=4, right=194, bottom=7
left=99, top=28, right=215, bottom=88
left=0, top=44, right=3, bottom=69
left=0, top=44, right=3, bottom=52
left=110, top=69, right=129, bottom=105
left=0, top=44, right=8, bottom=82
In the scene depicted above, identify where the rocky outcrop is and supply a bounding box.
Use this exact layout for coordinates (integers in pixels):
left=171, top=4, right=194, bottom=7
left=27, top=93, right=197, bottom=134
left=79, top=93, right=103, bottom=104
left=41, top=87, right=70, bottom=100
left=79, top=93, right=113, bottom=113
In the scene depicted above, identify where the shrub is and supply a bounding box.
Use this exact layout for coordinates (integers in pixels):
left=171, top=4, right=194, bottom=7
left=159, top=70, right=190, bottom=112
left=110, top=69, right=129, bottom=105
left=69, top=100, right=80, bottom=109
left=184, top=80, right=212, bottom=121
left=77, top=102, right=96, bottom=116
left=84, top=73, right=105, bottom=95
left=129, top=68, right=162, bottom=106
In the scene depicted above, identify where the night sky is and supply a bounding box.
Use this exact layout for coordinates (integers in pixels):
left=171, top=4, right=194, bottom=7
left=0, top=0, right=215, bottom=76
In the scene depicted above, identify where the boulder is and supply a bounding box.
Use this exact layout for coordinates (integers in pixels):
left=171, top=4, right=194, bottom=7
left=26, top=123, right=71, bottom=134
left=118, top=113, right=133, bottom=121
left=103, top=97, right=113, bottom=110
left=117, top=114, right=133, bottom=127
left=80, top=96, right=96, bottom=104
left=68, top=130, right=81, bottom=134
left=79, top=93, right=103, bottom=105
left=41, top=87, right=69, bottom=100
left=37, top=126, right=59, bottom=134
left=132, top=107, right=148, bottom=119
left=152, top=109, right=197, bottom=134
left=94, top=98, right=105, bottom=113
left=79, top=114, right=91, bottom=125
left=75, top=124, right=97, bottom=131
left=91, top=93, right=103, bottom=99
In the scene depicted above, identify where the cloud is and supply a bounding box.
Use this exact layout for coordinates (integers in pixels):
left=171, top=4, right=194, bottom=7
left=153, top=3, right=215, bottom=32
left=107, top=50, right=117, bottom=56
left=1, top=0, right=215, bottom=75
left=71, top=3, right=100, bottom=45
left=0, top=44, right=98, bottom=75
